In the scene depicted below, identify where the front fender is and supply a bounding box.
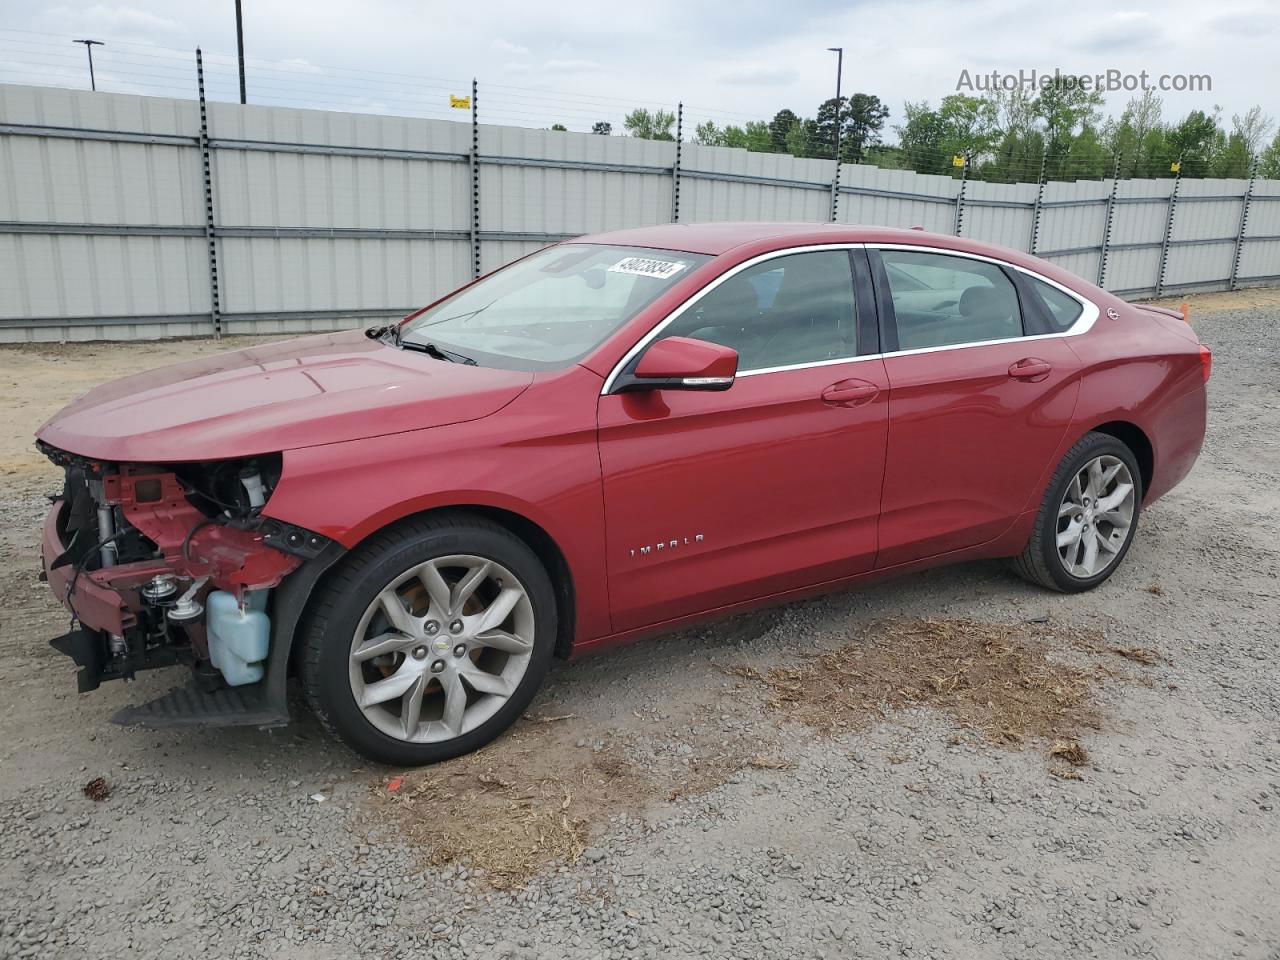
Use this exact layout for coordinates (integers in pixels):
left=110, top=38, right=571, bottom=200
left=261, top=388, right=610, bottom=643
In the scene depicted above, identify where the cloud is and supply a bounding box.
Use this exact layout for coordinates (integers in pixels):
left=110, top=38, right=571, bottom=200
left=503, top=57, right=600, bottom=76
left=718, top=64, right=800, bottom=86
left=1205, top=10, right=1273, bottom=36
left=4, top=0, right=1276, bottom=135
left=1070, top=10, right=1166, bottom=52
left=491, top=37, right=531, bottom=57
left=541, top=58, right=600, bottom=73
left=38, top=3, right=186, bottom=38
left=277, top=57, right=323, bottom=74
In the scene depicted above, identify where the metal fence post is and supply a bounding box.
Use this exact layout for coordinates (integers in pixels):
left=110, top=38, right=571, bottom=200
left=469, top=78, right=481, bottom=279
left=670, top=102, right=683, bottom=222
left=953, top=155, right=970, bottom=236
left=1155, top=156, right=1182, bottom=297
left=1028, top=146, right=1047, bottom=254
left=829, top=156, right=841, bottom=222
left=195, top=48, right=222, bottom=339
left=1097, top=152, right=1122, bottom=288
left=1228, top=157, right=1259, bottom=291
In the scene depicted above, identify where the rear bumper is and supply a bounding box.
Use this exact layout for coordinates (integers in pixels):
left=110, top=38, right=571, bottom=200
left=1147, top=383, right=1207, bottom=504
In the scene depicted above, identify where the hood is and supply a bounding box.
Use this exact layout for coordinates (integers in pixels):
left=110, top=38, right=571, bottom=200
left=37, top=330, right=534, bottom=462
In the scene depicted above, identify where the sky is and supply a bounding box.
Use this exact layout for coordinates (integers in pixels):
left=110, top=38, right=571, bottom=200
left=0, top=0, right=1275, bottom=139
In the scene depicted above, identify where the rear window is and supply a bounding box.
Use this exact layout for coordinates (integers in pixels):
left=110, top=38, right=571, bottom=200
left=1031, top=278, right=1085, bottom=333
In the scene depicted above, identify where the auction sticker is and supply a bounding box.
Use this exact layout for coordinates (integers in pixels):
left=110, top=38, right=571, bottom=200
left=608, top=256, right=688, bottom=280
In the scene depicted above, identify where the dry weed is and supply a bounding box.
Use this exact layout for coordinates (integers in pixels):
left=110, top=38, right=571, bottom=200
left=375, top=716, right=758, bottom=888
left=1049, top=739, right=1090, bottom=766
left=1110, top=645, right=1160, bottom=665
left=740, top=618, right=1104, bottom=749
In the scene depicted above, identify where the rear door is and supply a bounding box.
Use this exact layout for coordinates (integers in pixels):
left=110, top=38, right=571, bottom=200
left=870, top=247, right=1084, bottom=568
left=597, top=247, right=889, bottom=632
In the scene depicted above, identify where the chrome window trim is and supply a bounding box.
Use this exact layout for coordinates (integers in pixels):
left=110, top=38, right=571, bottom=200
left=737, top=353, right=880, bottom=378
left=600, top=241, right=1099, bottom=394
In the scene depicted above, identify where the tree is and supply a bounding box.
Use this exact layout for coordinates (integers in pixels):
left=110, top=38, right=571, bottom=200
left=1065, top=124, right=1111, bottom=180
left=694, top=120, right=725, bottom=146
left=695, top=121, right=775, bottom=152
left=937, top=94, right=999, bottom=160
left=785, top=118, right=820, bottom=158
left=844, top=93, right=890, bottom=162
left=1166, top=109, right=1221, bottom=177
left=815, top=93, right=889, bottom=162
left=550, top=123, right=567, bottom=132
left=741, top=120, right=773, bottom=153
left=1212, top=132, right=1252, bottom=178
left=1231, top=106, right=1274, bottom=158
left=591, top=121, right=612, bottom=136
left=896, top=100, right=948, bottom=174
left=1034, top=75, right=1104, bottom=179
left=768, top=109, right=800, bottom=152
left=1108, top=91, right=1164, bottom=177
left=623, top=108, right=675, bottom=141
left=990, top=86, right=1037, bottom=141
left=1258, top=130, right=1280, bottom=178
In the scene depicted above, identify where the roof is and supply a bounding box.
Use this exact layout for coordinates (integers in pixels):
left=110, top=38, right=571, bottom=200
left=574, top=222, right=871, bottom=256
left=573, top=221, right=1006, bottom=257
left=571, top=222, right=1100, bottom=294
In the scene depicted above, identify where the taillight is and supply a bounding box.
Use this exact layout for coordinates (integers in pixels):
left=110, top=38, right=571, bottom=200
left=1199, top=344, right=1212, bottom=383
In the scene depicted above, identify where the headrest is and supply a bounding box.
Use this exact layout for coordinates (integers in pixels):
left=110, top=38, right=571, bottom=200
left=958, top=284, right=1013, bottom=320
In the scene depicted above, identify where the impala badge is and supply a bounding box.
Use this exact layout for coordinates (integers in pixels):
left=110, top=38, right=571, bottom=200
left=630, top=534, right=704, bottom=558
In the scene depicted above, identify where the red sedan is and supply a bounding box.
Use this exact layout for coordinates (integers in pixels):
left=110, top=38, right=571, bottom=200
left=37, top=223, right=1210, bottom=764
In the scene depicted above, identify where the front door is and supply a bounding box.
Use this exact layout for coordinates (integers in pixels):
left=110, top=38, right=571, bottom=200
left=597, top=248, right=889, bottom=632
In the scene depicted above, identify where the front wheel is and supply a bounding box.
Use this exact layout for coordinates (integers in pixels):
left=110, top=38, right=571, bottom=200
left=1012, top=432, right=1143, bottom=593
left=300, top=514, right=557, bottom=765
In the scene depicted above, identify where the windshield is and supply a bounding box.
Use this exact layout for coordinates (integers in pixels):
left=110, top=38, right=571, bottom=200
left=400, top=244, right=709, bottom=369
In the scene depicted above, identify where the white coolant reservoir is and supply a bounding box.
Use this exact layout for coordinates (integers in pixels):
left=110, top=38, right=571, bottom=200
left=207, top=590, right=270, bottom=686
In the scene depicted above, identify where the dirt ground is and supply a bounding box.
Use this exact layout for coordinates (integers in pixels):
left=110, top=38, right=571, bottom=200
left=1, top=289, right=1278, bottom=960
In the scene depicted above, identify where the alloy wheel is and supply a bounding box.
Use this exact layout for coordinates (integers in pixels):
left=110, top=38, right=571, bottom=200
left=348, top=555, right=535, bottom=744
left=1055, top=454, right=1136, bottom=579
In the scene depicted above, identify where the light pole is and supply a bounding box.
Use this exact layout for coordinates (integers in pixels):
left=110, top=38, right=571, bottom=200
left=827, top=46, right=843, bottom=162
left=234, top=0, right=247, bottom=104
left=74, top=39, right=103, bottom=92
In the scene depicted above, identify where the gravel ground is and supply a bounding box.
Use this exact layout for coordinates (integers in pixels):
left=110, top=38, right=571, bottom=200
left=1, top=291, right=1278, bottom=960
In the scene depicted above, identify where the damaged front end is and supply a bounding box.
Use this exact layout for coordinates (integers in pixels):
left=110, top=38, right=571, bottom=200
left=40, top=443, right=337, bottom=727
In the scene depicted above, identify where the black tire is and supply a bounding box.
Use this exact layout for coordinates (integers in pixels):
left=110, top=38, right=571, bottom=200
left=300, top=512, right=557, bottom=766
left=1012, top=431, right=1143, bottom=593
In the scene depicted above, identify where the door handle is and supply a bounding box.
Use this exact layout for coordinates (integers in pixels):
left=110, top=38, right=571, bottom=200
left=821, top=378, right=879, bottom=406
left=1008, top=358, right=1052, bottom=381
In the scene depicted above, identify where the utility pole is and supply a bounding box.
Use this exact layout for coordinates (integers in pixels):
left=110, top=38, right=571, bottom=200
left=827, top=47, right=843, bottom=163
left=74, top=39, right=103, bottom=91
left=234, top=0, right=247, bottom=104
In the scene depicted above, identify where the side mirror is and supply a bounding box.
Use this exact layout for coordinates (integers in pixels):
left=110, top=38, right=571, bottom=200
left=621, top=337, right=738, bottom=392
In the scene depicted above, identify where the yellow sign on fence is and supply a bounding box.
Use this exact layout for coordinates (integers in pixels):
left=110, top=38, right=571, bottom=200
left=1170, top=160, right=1181, bottom=173
left=450, top=95, right=471, bottom=110
left=952, top=154, right=965, bottom=168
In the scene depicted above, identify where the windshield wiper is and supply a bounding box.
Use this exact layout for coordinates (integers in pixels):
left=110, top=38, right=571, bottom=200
left=400, top=340, right=477, bottom=365
left=368, top=323, right=474, bottom=364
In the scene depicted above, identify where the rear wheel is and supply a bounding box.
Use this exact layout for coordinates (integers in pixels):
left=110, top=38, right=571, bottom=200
left=301, top=514, right=556, bottom=765
left=1013, top=432, right=1142, bottom=593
